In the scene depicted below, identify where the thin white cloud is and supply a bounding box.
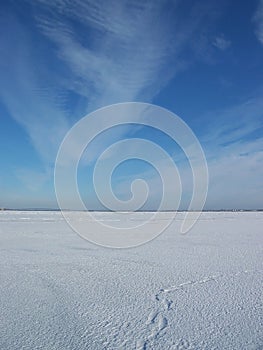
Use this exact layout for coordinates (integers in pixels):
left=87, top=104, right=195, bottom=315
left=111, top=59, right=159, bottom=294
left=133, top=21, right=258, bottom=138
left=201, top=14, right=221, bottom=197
left=33, top=0, right=195, bottom=109
left=200, top=96, right=263, bottom=149
left=111, top=96, right=263, bottom=210
left=207, top=149, right=263, bottom=209
left=113, top=139, right=263, bottom=210
left=203, top=99, right=263, bottom=208
left=16, top=168, right=51, bottom=192
left=0, top=15, right=70, bottom=165
left=0, top=0, right=219, bottom=169
left=253, top=0, right=263, bottom=45
left=4, top=0, right=262, bottom=210
left=213, top=35, right=231, bottom=50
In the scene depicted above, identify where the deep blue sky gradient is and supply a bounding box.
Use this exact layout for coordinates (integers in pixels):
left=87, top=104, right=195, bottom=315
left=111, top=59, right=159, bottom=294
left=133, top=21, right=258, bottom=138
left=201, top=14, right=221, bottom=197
left=0, top=0, right=262, bottom=209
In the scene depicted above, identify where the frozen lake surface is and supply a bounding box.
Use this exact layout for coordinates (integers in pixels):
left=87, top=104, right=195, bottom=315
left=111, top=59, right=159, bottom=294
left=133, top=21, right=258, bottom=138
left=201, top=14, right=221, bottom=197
left=0, top=211, right=262, bottom=349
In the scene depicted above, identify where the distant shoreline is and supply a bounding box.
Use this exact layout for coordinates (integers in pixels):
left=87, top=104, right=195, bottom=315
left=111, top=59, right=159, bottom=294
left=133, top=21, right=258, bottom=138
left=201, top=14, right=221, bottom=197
left=1, top=208, right=263, bottom=212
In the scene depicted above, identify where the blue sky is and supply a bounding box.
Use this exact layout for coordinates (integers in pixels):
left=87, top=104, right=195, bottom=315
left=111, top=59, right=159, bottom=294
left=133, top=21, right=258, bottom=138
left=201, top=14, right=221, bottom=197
left=0, top=0, right=263, bottom=210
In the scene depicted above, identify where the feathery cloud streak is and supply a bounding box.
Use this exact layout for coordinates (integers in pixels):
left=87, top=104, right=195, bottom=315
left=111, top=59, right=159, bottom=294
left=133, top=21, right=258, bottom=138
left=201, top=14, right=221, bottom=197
left=34, top=0, right=217, bottom=108
left=254, top=0, right=263, bottom=45
left=1, top=0, right=220, bottom=165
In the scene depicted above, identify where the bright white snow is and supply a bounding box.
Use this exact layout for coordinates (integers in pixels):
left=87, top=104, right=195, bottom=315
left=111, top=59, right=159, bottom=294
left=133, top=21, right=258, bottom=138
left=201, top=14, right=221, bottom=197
left=0, top=211, right=262, bottom=349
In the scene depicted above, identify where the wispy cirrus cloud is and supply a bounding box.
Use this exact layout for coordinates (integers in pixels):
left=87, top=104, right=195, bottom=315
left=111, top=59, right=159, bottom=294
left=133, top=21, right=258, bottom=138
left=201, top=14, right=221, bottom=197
left=1, top=0, right=221, bottom=168
left=253, top=0, right=263, bottom=45
left=110, top=95, right=263, bottom=210
left=213, top=34, right=231, bottom=51
left=200, top=96, right=263, bottom=148
left=188, top=96, right=263, bottom=209
left=34, top=0, right=217, bottom=109
left=0, top=14, right=70, bottom=165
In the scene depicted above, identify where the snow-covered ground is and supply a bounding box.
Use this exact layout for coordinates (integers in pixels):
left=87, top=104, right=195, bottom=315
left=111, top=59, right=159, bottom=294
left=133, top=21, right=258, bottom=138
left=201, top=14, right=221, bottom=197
left=0, top=211, right=262, bottom=349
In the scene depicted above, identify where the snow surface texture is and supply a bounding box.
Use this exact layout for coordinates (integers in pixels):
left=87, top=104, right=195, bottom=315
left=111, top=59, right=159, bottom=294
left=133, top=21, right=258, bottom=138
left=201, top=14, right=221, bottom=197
left=0, top=211, right=262, bottom=349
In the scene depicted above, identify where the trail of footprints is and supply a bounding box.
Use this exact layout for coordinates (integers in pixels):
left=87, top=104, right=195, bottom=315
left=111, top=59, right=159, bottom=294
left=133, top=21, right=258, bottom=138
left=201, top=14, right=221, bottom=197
left=137, top=274, right=218, bottom=349
left=137, top=269, right=258, bottom=350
